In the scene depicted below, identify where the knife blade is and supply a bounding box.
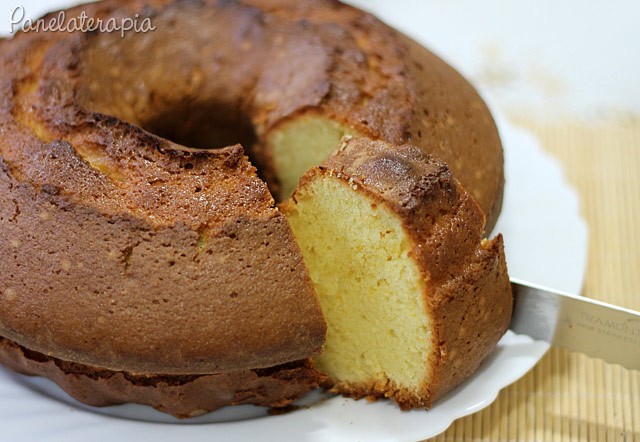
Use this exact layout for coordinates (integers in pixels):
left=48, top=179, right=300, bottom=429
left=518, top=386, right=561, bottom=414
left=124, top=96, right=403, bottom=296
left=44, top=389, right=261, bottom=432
left=510, top=278, right=640, bottom=370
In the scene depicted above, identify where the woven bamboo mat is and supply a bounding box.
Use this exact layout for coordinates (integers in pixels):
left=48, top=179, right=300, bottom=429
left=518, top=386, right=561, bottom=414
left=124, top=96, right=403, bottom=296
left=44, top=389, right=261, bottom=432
left=426, top=120, right=640, bottom=442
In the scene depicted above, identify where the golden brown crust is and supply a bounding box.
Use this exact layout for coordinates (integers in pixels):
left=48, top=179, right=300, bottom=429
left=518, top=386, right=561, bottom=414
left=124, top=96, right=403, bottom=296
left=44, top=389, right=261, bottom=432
left=0, top=1, right=327, bottom=375
left=0, top=337, right=325, bottom=419
left=295, top=137, right=512, bottom=407
left=247, top=0, right=504, bottom=229
left=425, top=235, right=511, bottom=403
left=0, top=149, right=326, bottom=374
left=5, top=0, right=502, bottom=226
left=0, top=0, right=505, bottom=415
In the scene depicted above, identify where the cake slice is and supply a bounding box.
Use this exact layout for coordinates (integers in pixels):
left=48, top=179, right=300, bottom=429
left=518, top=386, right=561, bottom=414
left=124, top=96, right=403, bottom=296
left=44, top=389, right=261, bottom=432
left=281, top=137, right=512, bottom=407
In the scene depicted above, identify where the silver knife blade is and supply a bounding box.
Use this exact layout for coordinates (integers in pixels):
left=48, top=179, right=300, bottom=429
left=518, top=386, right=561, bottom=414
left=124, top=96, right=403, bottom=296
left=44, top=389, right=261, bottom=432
left=510, top=278, right=640, bottom=370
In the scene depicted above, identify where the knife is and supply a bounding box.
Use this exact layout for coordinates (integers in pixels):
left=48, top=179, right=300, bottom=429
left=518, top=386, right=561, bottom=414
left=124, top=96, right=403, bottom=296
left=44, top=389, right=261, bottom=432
left=510, top=278, right=640, bottom=370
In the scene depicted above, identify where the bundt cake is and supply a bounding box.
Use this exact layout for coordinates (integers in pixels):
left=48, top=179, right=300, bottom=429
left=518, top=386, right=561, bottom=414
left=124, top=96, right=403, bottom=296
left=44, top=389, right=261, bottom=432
left=0, top=0, right=511, bottom=418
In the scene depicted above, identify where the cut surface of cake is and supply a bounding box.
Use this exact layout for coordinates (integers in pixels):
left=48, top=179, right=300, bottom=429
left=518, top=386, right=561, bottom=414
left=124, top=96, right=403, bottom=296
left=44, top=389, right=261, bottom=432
left=282, top=137, right=512, bottom=407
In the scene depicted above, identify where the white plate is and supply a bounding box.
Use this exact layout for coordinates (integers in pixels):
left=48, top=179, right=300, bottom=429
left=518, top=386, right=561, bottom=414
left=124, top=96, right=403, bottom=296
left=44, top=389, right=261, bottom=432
left=0, top=115, right=587, bottom=442
left=0, top=3, right=587, bottom=440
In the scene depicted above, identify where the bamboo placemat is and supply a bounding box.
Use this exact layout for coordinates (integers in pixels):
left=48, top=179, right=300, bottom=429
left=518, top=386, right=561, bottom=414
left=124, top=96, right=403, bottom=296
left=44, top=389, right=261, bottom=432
left=426, top=120, right=640, bottom=442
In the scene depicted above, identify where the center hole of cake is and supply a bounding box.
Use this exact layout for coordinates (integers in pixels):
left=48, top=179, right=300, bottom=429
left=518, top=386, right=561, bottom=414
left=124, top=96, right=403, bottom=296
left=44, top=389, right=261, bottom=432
left=140, top=101, right=258, bottom=151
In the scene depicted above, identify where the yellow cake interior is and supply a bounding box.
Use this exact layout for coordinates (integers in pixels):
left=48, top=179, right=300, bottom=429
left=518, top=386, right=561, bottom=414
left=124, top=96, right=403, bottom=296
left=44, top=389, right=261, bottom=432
left=283, top=175, right=431, bottom=391
left=268, top=114, right=359, bottom=199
